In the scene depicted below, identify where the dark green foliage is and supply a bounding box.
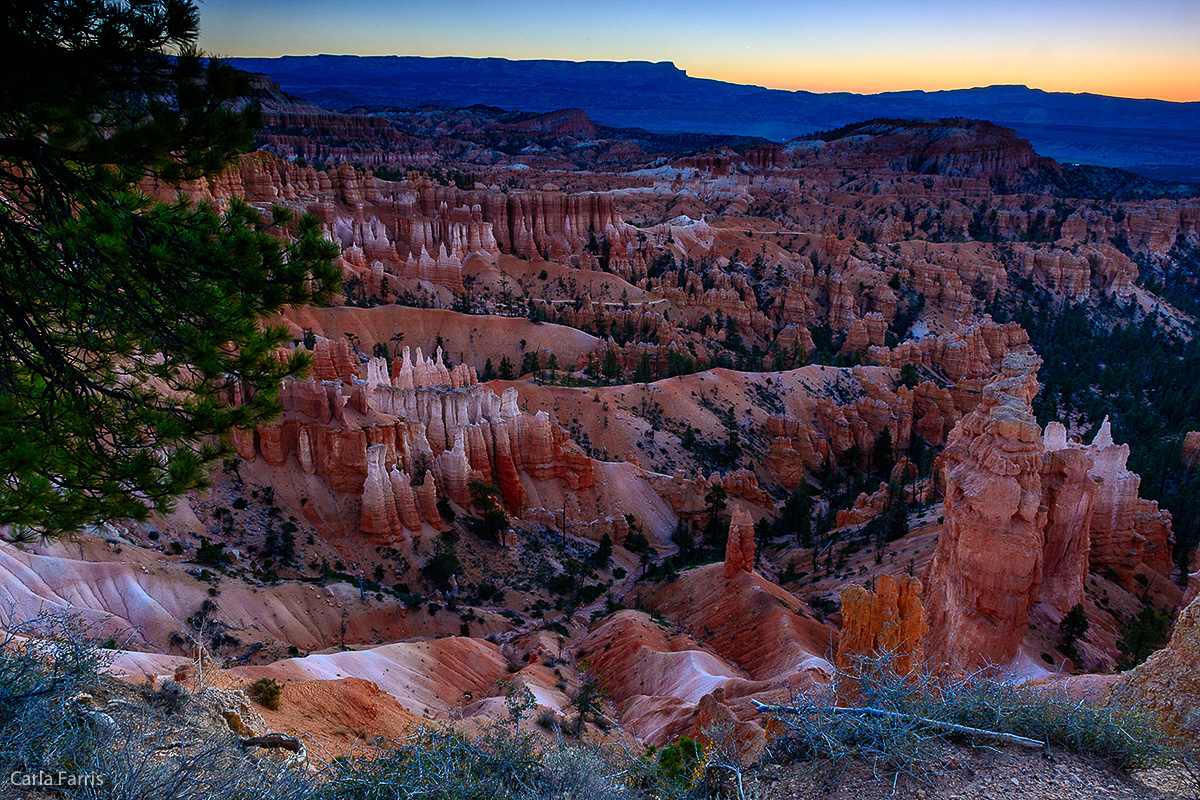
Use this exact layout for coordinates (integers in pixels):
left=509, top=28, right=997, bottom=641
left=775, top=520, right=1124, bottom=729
left=246, top=676, right=282, bottom=710
left=423, top=532, right=462, bottom=590
left=437, top=496, right=457, bottom=523
left=656, top=736, right=702, bottom=786
left=602, top=349, right=622, bottom=380
left=871, top=428, right=895, bottom=476
left=702, top=484, right=729, bottom=549
left=624, top=531, right=652, bottom=555
left=594, top=533, right=613, bottom=568
left=520, top=351, right=540, bottom=376
left=263, top=524, right=297, bottom=565
left=0, top=0, right=340, bottom=538
left=1013, top=299, right=1200, bottom=565
left=1117, top=605, right=1171, bottom=668
left=778, top=485, right=813, bottom=546
left=670, top=520, right=695, bottom=564
left=1060, top=603, right=1090, bottom=646
left=566, top=672, right=605, bottom=736
left=498, top=356, right=514, bottom=380
left=634, top=351, right=653, bottom=383
left=465, top=481, right=510, bottom=543
left=195, top=536, right=230, bottom=566
left=722, top=407, right=741, bottom=464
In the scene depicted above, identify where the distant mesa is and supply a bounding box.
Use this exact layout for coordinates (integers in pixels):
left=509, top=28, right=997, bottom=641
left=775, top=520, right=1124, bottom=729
left=228, top=55, right=1200, bottom=181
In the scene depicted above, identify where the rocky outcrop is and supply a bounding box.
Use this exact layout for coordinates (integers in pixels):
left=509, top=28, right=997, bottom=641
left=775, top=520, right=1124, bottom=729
left=692, top=688, right=767, bottom=764
left=1122, top=592, right=1200, bottom=739
left=488, top=108, right=598, bottom=138
left=870, top=319, right=1030, bottom=383
left=649, top=470, right=772, bottom=519
left=724, top=507, right=756, bottom=578
left=1184, top=431, right=1200, bottom=469
left=834, top=473, right=931, bottom=529
left=925, top=362, right=1175, bottom=669
left=837, top=575, right=927, bottom=699
left=924, top=354, right=1048, bottom=670
left=1086, top=418, right=1174, bottom=587
left=234, top=338, right=601, bottom=541
left=1038, top=423, right=1097, bottom=614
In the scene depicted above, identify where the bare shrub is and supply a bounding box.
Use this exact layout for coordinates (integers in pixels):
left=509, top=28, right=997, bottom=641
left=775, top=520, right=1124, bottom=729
left=0, top=611, right=107, bottom=778
left=0, top=611, right=313, bottom=800
left=521, top=742, right=639, bottom=800
left=759, top=653, right=1170, bottom=785
left=142, top=678, right=190, bottom=716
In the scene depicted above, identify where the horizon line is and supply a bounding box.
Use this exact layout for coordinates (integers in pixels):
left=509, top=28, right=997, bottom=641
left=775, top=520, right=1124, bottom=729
left=222, top=53, right=1200, bottom=105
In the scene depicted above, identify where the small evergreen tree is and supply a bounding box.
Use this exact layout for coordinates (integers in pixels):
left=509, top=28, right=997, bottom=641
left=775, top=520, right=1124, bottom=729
left=1060, top=603, right=1090, bottom=646
left=594, top=533, right=613, bottom=568
left=702, top=485, right=729, bottom=550
left=634, top=351, right=653, bottom=383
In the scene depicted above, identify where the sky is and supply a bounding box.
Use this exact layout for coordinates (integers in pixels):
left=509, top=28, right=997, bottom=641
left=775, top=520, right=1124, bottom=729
left=196, top=0, right=1200, bottom=101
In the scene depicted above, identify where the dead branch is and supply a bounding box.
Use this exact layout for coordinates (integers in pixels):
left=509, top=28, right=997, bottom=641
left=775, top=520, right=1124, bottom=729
left=753, top=700, right=1043, bottom=749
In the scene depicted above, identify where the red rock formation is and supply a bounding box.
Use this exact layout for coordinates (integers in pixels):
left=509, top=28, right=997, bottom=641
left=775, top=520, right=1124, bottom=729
left=1183, top=431, right=1200, bottom=469
left=648, top=470, right=771, bottom=520
left=1086, top=418, right=1174, bottom=587
left=1038, top=422, right=1097, bottom=614
left=234, top=338, right=606, bottom=542
left=871, top=319, right=1030, bottom=383
left=925, top=376, right=1175, bottom=669
left=692, top=688, right=767, bottom=764
left=924, top=354, right=1047, bottom=670
left=361, top=444, right=404, bottom=542
left=488, top=108, right=598, bottom=138
left=837, top=574, right=927, bottom=699
left=648, top=564, right=834, bottom=688
left=724, top=506, right=756, bottom=578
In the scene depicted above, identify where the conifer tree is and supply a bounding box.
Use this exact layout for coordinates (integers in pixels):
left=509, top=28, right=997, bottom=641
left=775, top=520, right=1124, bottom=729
left=0, top=1, right=340, bottom=537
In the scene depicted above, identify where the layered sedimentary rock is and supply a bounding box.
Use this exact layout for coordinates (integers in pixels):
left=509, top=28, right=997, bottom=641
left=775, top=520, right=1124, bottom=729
left=834, top=473, right=930, bottom=529
left=1086, top=418, right=1174, bottom=585
left=648, top=470, right=771, bottom=519
left=576, top=611, right=758, bottom=746
left=1038, top=423, right=1097, bottom=614
left=925, top=363, right=1175, bottom=669
left=723, top=506, right=756, bottom=578
left=146, top=151, right=652, bottom=297
left=235, top=339, right=598, bottom=543
left=924, top=354, right=1048, bottom=670
left=870, top=319, right=1030, bottom=383
left=837, top=574, right=927, bottom=699
left=692, top=689, right=768, bottom=763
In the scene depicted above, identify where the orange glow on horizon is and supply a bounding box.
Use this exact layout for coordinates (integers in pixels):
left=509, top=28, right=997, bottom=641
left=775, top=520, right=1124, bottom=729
left=690, top=53, right=1200, bottom=103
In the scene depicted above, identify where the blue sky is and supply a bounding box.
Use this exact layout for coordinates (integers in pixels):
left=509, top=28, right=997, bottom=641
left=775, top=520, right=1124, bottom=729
left=196, top=0, right=1200, bottom=100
